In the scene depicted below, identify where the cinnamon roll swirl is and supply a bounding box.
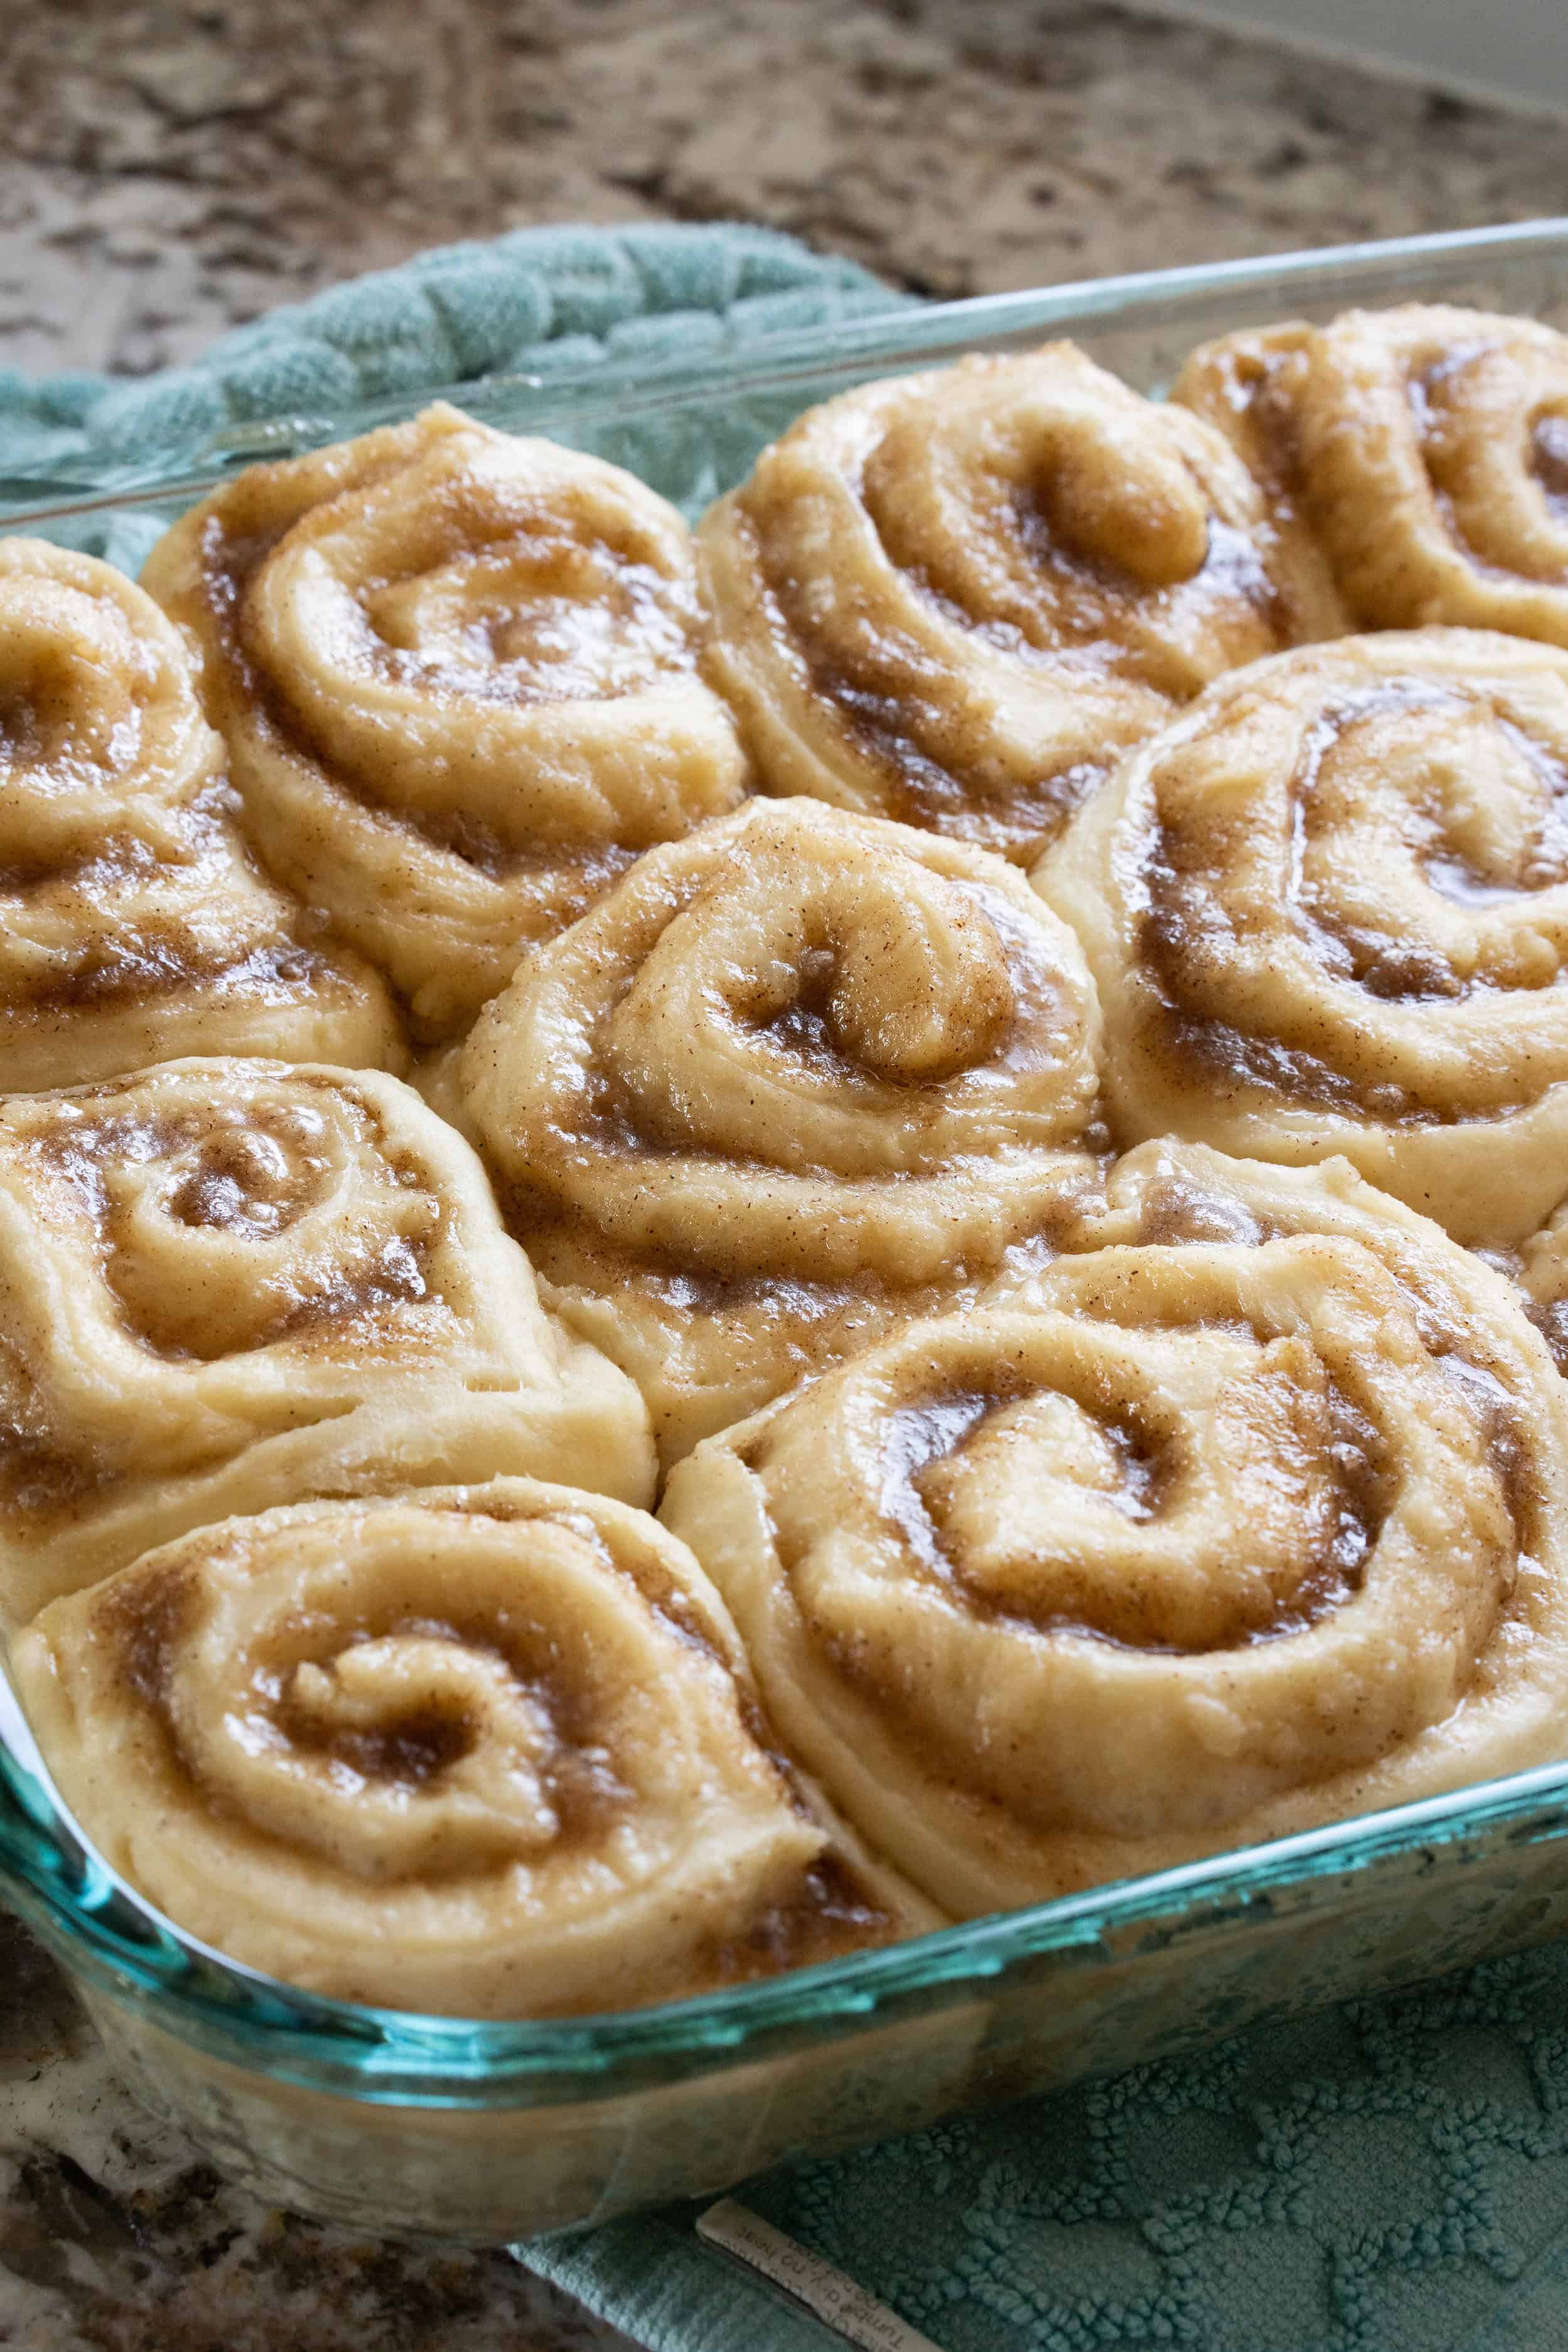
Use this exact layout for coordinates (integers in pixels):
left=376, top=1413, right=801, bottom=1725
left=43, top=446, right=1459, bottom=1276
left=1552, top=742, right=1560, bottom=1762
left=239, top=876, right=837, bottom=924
left=1517, top=1199, right=1568, bottom=1376
left=1037, top=628, right=1568, bottom=1247
left=141, top=403, right=750, bottom=1039
left=663, top=1143, right=1568, bottom=1917
left=10, top=1481, right=936, bottom=2014
left=456, top=798, right=1108, bottom=1465
left=0, top=539, right=401, bottom=1088
left=0, top=1060, right=652, bottom=1623
left=697, top=341, right=1342, bottom=864
left=1175, top=305, right=1568, bottom=644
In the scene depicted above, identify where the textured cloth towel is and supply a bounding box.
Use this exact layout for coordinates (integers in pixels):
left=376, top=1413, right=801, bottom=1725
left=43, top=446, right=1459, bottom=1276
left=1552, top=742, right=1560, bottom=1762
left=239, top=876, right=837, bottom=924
left=0, top=220, right=899, bottom=475
left=530, top=1940, right=1568, bottom=2352
left=8, top=216, right=1568, bottom=2352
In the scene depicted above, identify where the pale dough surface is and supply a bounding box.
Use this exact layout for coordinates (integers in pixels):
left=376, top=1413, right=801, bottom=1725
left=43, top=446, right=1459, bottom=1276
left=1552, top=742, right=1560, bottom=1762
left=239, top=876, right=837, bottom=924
left=0, top=1057, right=654, bottom=1622
left=142, top=403, right=749, bottom=1039
left=663, top=1144, right=1568, bottom=1917
left=12, top=1480, right=939, bottom=2015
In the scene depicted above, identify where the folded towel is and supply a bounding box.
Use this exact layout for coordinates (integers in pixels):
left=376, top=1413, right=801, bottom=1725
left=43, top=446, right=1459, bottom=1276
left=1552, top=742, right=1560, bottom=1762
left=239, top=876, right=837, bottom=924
left=529, top=1937, right=1568, bottom=2352
left=0, top=218, right=909, bottom=571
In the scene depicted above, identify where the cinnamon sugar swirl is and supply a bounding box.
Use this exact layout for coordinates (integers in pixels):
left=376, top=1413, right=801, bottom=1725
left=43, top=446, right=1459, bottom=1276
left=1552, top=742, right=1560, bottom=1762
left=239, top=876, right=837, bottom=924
left=11, top=1481, right=936, bottom=2013
left=1037, top=628, right=1568, bottom=1246
left=142, top=404, right=749, bottom=1039
left=1175, top=304, right=1568, bottom=645
left=0, top=538, right=401, bottom=1088
left=698, top=341, right=1342, bottom=864
left=664, top=1144, right=1568, bottom=1915
left=0, top=1059, right=652, bottom=1622
left=455, top=798, right=1107, bottom=1466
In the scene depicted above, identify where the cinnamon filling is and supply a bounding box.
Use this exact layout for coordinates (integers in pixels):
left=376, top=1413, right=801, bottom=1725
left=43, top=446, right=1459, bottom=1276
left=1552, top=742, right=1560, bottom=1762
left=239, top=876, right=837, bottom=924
left=867, top=1360, right=1389, bottom=1655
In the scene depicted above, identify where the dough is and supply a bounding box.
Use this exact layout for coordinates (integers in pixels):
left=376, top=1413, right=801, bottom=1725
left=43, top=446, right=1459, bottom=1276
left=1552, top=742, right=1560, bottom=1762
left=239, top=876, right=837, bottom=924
left=0, top=536, right=401, bottom=1088
left=11, top=1480, right=938, bottom=2015
left=699, top=339, right=1343, bottom=864
left=1175, top=304, right=1568, bottom=644
left=1036, top=628, right=1568, bottom=1246
left=457, top=798, right=1108, bottom=1465
left=663, top=1143, right=1568, bottom=1915
left=0, top=1058, right=654, bottom=1620
left=142, top=403, right=749, bottom=1038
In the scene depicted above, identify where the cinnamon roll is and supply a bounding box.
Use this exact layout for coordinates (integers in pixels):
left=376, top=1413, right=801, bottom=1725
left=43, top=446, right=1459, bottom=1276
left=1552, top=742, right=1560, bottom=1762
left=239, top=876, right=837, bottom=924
left=1517, top=1200, right=1568, bottom=1375
left=663, top=1143, right=1568, bottom=1917
left=697, top=341, right=1342, bottom=864
left=1175, top=304, right=1568, bottom=643
left=141, top=403, right=750, bottom=1039
left=0, top=538, right=401, bottom=1088
left=1037, top=628, right=1568, bottom=1247
left=456, top=798, right=1108, bottom=1466
left=0, top=1060, right=653, bottom=1623
left=10, top=1481, right=937, bottom=2015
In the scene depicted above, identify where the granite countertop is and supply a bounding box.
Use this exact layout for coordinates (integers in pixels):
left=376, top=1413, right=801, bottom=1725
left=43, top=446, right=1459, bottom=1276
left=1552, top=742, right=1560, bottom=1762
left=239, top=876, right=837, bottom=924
left=0, top=1923, right=629, bottom=2352
left=4, top=0, right=1568, bottom=375
left=2, top=3, right=1567, bottom=2346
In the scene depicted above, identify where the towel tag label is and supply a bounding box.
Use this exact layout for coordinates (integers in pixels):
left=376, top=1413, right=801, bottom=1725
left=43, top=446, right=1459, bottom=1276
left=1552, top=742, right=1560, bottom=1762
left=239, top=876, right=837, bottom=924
left=696, top=2198, right=943, bottom=2352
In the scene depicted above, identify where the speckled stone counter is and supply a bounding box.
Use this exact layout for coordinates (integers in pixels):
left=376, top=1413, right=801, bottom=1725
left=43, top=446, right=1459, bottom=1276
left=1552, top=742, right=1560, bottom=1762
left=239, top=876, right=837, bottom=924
left=3, top=0, right=1567, bottom=376
left=1, top=4, right=1567, bottom=2346
left=0, top=1916, right=634, bottom=2350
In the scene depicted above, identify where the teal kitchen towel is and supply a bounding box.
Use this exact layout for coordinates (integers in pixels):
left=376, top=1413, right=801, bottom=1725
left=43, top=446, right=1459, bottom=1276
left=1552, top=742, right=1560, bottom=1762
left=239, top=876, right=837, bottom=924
left=0, top=219, right=900, bottom=471
left=527, top=1937, right=1568, bottom=2352
left=0, top=218, right=909, bottom=572
left=9, top=213, right=1568, bottom=2352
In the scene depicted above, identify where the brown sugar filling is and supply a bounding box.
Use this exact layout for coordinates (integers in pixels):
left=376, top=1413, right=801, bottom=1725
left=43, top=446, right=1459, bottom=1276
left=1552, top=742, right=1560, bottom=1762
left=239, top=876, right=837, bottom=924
left=1139, top=680, right=1568, bottom=1123
left=799, top=1339, right=1402, bottom=1658
left=199, top=499, right=707, bottom=884
left=21, top=1084, right=443, bottom=1362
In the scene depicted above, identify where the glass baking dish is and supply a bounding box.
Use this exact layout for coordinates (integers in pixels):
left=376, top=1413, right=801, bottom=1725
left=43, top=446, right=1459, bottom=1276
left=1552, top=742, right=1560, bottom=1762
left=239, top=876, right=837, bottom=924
left=4, top=216, right=1568, bottom=2249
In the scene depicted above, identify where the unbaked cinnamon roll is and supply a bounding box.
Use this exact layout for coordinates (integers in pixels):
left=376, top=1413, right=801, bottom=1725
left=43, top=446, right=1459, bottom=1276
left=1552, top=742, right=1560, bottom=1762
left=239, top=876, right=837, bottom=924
left=0, top=538, right=401, bottom=1088
left=141, top=403, right=750, bottom=1039
left=0, top=1059, right=652, bottom=1623
left=697, top=341, right=1342, bottom=864
left=663, top=1143, right=1568, bottom=1917
left=456, top=798, right=1108, bottom=1466
left=1175, top=304, right=1568, bottom=643
left=1037, top=628, right=1568, bottom=1248
left=11, top=1481, right=936, bottom=2014
left=1517, top=1199, right=1568, bottom=1376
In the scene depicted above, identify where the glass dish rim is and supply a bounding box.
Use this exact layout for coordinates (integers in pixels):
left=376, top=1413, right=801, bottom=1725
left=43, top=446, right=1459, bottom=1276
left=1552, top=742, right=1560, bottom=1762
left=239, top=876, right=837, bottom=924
left=9, top=1739, right=1568, bottom=2097
left=5, top=212, right=1568, bottom=2099
left=1, top=211, right=1566, bottom=529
